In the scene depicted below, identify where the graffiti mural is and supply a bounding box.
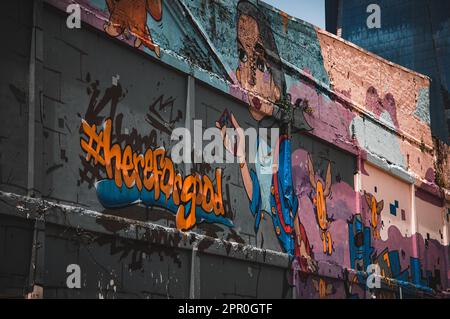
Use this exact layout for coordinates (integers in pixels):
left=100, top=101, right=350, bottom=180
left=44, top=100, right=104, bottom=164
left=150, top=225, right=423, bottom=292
left=104, top=0, right=162, bottom=57
left=347, top=212, right=412, bottom=297
left=213, top=1, right=317, bottom=274
left=72, top=0, right=449, bottom=296
left=18, top=0, right=448, bottom=298
left=80, top=118, right=231, bottom=230
left=348, top=214, right=373, bottom=273
left=234, top=0, right=283, bottom=120
left=79, top=76, right=233, bottom=231
left=307, top=156, right=334, bottom=256
left=312, top=278, right=335, bottom=299
left=364, top=192, right=384, bottom=240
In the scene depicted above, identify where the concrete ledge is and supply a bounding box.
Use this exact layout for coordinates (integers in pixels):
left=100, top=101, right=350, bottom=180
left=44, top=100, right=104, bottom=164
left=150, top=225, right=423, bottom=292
left=0, top=190, right=291, bottom=269
left=0, top=190, right=445, bottom=298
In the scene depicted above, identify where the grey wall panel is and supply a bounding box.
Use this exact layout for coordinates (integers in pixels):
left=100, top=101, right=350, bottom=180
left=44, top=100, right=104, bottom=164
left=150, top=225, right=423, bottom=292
left=41, top=6, right=187, bottom=213
left=0, top=215, right=33, bottom=298
left=199, top=253, right=291, bottom=299
left=0, top=0, right=33, bottom=195
left=43, top=224, right=191, bottom=299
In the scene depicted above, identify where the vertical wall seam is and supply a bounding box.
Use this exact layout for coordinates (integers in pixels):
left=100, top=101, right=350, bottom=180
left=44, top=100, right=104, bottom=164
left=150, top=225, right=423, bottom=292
left=26, top=0, right=46, bottom=299
left=189, top=243, right=201, bottom=299
left=27, top=0, right=38, bottom=197
left=411, top=184, right=419, bottom=259
left=185, top=76, right=195, bottom=174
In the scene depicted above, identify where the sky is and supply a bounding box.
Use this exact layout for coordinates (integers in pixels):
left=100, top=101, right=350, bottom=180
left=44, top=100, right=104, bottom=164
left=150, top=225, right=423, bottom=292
left=262, top=0, right=326, bottom=29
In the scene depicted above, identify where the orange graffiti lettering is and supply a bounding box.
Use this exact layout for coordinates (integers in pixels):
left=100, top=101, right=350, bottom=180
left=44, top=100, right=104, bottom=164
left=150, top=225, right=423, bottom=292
left=80, top=118, right=225, bottom=231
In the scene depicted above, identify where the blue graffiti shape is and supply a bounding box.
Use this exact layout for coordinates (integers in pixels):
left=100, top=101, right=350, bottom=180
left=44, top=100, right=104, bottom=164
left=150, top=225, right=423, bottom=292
left=348, top=214, right=439, bottom=294
left=348, top=214, right=373, bottom=272
left=250, top=136, right=298, bottom=255
left=95, top=179, right=234, bottom=229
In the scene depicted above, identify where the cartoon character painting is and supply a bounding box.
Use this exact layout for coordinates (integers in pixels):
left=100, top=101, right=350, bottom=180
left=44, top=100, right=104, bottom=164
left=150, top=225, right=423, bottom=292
left=216, top=1, right=315, bottom=271
left=104, top=0, right=162, bottom=57
left=307, top=155, right=334, bottom=255
left=364, top=192, right=384, bottom=239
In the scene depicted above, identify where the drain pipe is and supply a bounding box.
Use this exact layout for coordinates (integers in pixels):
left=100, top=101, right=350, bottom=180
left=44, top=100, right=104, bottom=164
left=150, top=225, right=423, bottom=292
left=189, top=242, right=200, bottom=299
left=26, top=0, right=45, bottom=299
left=27, top=0, right=39, bottom=198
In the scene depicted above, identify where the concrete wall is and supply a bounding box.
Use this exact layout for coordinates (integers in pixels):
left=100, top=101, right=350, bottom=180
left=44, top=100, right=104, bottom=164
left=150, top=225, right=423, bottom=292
left=0, top=0, right=449, bottom=299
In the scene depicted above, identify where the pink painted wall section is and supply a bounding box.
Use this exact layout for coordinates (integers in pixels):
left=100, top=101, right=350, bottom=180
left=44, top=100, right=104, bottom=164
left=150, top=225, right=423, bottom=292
left=316, top=29, right=431, bottom=143
left=416, top=195, right=445, bottom=243
left=316, top=29, right=436, bottom=185
left=361, top=164, right=413, bottom=240
left=415, top=194, right=449, bottom=289
left=288, top=81, right=358, bottom=156
left=360, top=163, right=415, bottom=277
left=360, top=163, right=449, bottom=289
